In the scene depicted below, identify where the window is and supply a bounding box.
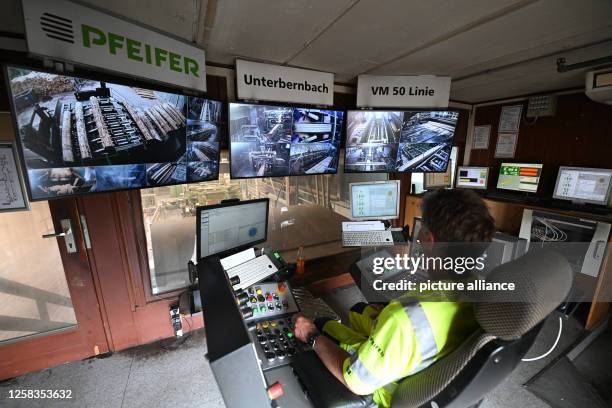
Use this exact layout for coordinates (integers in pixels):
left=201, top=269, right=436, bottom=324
left=412, top=146, right=458, bottom=194
left=140, top=151, right=387, bottom=295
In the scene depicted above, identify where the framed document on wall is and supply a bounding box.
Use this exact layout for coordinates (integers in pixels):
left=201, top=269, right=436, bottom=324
left=0, top=143, right=29, bottom=212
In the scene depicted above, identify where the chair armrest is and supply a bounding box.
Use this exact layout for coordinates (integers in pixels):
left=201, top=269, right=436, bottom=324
left=291, top=351, right=370, bottom=408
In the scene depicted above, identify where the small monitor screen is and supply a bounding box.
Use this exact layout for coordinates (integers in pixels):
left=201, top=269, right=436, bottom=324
left=344, top=110, right=459, bottom=173
left=553, top=167, right=612, bottom=205
left=350, top=180, right=400, bottom=220
left=456, top=166, right=489, bottom=189
left=424, top=160, right=452, bottom=189
left=197, top=199, right=268, bottom=259
left=5, top=66, right=222, bottom=201
left=497, top=163, right=543, bottom=193
left=229, top=103, right=343, bottom=178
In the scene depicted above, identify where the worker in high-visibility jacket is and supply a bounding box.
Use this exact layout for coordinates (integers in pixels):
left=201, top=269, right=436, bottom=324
left=293, top=189, right=496, bottom=407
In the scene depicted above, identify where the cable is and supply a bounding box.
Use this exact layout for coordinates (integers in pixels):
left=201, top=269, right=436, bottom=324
left=521, top=316, right=563, bottom=362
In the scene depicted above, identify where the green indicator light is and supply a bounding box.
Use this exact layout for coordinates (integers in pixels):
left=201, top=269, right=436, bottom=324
left=287, top=332, right=293, bottom=337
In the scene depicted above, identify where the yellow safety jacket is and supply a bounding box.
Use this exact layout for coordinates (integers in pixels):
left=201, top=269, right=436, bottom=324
left=320, top=299, right=478, bottom=407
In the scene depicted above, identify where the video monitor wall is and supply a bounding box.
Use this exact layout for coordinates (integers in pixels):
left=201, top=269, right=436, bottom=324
left=229, top=102, right=343, bottom=178
left=344, top=110, right=459, bottom=173
left=5, top=66, right=223, bottom=200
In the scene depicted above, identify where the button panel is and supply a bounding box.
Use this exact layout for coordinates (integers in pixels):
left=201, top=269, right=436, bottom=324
left=244, top=281, right=299, bottom=323
left=249, top=317, right=307, bottom=370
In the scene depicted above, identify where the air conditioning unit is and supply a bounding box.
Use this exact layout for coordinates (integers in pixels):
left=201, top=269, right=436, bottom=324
left=585, top=68, right=612, bottom=105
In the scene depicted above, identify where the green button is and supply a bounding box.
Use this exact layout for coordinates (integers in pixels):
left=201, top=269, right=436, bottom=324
left=287, top=332, right=293, bottom=338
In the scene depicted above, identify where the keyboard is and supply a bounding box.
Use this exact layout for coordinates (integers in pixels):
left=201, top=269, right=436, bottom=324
left=226, top=254, right=278, bottom=290
left=342, top=230, right=394, bottom=247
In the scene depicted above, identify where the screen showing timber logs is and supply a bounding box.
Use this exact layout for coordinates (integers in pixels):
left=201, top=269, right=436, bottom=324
left=344, top=110, right=459, bottom=173
left=229, top=102, right=343, bottom=178
left=5, top=66, right=223, bottom=201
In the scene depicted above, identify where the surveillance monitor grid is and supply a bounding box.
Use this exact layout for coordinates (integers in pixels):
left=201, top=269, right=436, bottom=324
left=344, top=110, right=459, bottom=173
left=5, top=65, right=222, bottom=200
left=229, top=103, right=343, bottom=178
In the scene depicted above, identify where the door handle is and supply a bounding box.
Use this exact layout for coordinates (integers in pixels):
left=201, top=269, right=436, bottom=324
left=42, top=232, right=66, bottom=238
left=41, top=219, right=78, bottom=253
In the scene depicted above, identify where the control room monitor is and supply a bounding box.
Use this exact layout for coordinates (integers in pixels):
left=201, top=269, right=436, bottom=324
left=553, top=166, right=612, bottom=205
left=344, top=110, right=459, bottom=173
left=496, top=163, right=543, bottom=193
left=456, top=166, right=489, bottom=190
left=197, top=198, right=269, bottom=260
left=350, top=180, right=400, bottom=220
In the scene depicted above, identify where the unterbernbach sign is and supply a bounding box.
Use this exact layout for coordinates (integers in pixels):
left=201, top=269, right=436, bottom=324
left=22, top=0, right=206, bottom=92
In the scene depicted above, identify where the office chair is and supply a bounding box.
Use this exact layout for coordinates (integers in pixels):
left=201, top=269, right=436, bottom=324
left=293, top=249, right=573, bottom=408
left=391, top=248, right=573, bottom=407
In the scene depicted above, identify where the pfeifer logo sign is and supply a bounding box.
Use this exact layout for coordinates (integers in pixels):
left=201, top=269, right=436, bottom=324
left=22, top=0, right=206, bottom=92
left=357, top=75, right=451, bottom=108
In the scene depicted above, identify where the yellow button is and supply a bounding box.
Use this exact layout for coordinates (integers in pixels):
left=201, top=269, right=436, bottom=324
left=256, top=288, right=263, bottom=295
left=262, top=321, right=269, bottom=328
left=270, top=320, right=277, bottom=327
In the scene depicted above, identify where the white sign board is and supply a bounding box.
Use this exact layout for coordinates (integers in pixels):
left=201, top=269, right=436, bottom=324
left=472, top=125, right=491, bottom=149
left=494, top=133, right=518, bottom=158
left=236, top=59, right=334, bottom=106
left=0, top=144, right=28, bottom=212
left=22, top=0, right=206, bottom=91
left=498, top=105, right=523, bottom=133
left=357, top=75, right=451, bottom=108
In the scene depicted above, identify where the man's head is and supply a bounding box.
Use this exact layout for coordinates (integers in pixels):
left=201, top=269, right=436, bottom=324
left=418, top=188, right=495, bottom=244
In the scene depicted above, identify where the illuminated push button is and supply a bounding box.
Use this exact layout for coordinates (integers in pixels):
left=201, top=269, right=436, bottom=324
left=287, top=331, right=293, bottom=338
left=262, top=321, right=269, bottom=329
left=256, top=287, right=263, bottom=295
left=266, top=293, right=273, bottom=302
left=270, top=320, right=277, bottom=327
left=259, top=305, right=267, bottom=313
left=250, top=297, right=257, bottom=303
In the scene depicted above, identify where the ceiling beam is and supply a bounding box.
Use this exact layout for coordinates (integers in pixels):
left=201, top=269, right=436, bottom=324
left=196, top=0, right=218, bottom=48
left=359, top=0, right=541, bottom=77
left=284, top=0, right=362, bottom=66
left=452, top=37, right=612, bottom=84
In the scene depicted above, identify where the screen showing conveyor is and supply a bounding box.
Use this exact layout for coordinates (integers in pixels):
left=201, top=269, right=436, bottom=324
left=5, top=65, right=222, bottom=200
left=229, top=102, right=343, bottom=178
left=344, top=110, right=459, bottom=173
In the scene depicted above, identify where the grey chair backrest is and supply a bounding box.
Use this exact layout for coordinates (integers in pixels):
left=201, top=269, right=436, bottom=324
left=391, top=249, right=573, bottom=408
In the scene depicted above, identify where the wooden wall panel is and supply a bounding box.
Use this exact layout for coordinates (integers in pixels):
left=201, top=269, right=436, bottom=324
left=470, top=93, right=612, bottom=198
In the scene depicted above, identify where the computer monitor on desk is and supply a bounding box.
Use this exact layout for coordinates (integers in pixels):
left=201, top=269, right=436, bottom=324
left=196, top=198, right=269, bottom=260
left=350, top=180, right=400, bottom=220
left=456, top=166, right=489, bottom=190
left=553, top=166, right=612, bottom=206
left=496, top=163, right=543, bottom=193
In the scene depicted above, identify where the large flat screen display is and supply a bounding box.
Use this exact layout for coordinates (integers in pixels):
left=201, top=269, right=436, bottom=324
left=344, top=110, right=458, bottom=173
left=5, top=65, right=222, bottom=200
left=229, top=102, right=343, bottom=178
